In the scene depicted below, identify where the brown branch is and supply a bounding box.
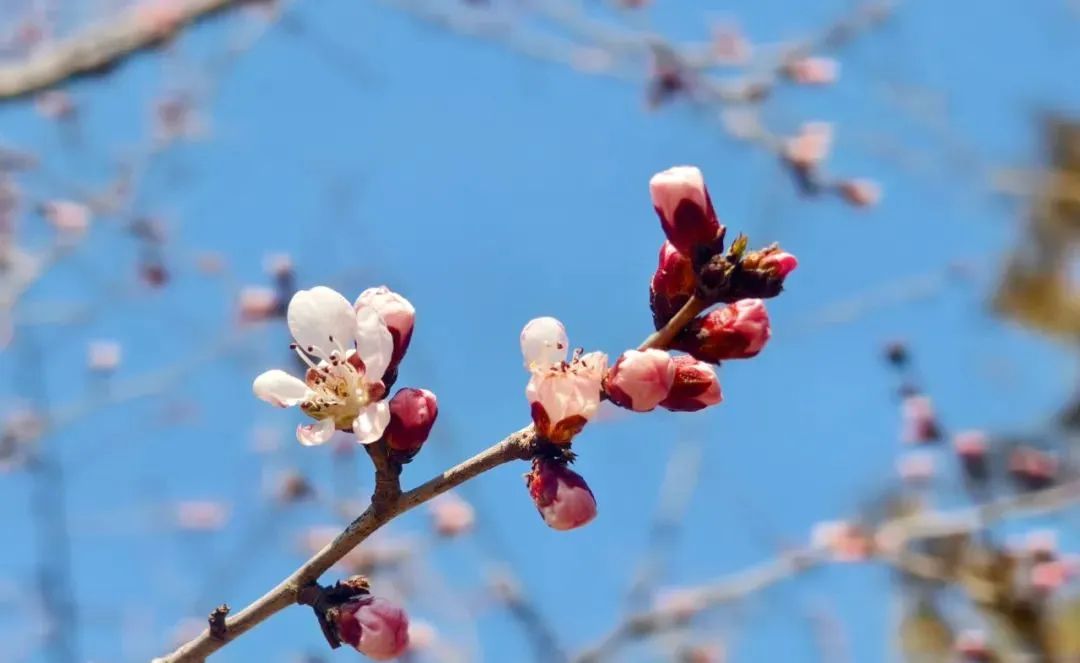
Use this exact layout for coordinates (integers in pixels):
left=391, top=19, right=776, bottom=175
left=0, top=0, right=256, bottom=101
left=154, top=297, right=704, bottom=662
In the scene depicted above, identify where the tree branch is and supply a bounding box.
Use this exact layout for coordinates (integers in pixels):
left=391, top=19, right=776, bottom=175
left=155, top=295, right=707, bottom=662
left=0, top=0, right=256, bottom=101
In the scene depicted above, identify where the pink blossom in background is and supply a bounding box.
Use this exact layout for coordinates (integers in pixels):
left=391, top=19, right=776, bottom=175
left=710, top=21, right=751, bottom=64
left=659, top=355, right=722, bottom=412
left=428, top=493, right=475, bottom=537
left=604, top=349, right=676, bottom=412
left=34, top=90, right=75, bottom=120
left=87, top=340, right=122, bottom=372
left=838, top=178, right=882, bottom=207
left=784, top=56, right=839, bottom=85
left=649, top=166, right=722, bottom=254
left=41, top=200, right=90, bottom=235
left=237, top=286, right=278, bottom=323
left=173, top=500, right=230, bottom=531
left=811, top=521, right=872, bottom=562
left=334, top=596, right=410, bottom=660
left=784, top=122, right=833, bottom=169
left=900, top=395, right=940, bottom=444
left=525, top=458, right=597, bottom=531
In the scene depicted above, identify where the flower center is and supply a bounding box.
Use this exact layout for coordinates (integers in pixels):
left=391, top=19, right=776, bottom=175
left=292, top=341, right=374, bottom=429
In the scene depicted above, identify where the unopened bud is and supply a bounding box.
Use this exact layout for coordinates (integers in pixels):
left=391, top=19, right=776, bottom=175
left=525, top=458, right=597, bottom=531
left=673, top=299, right=770, bottom=362
left=604, top=349, right=676, bottom=412
left=355, top=287, right=415, bottom=371
left=659, top=355, right=722, bottom=412
left=649, top=166, right=723, bottom=255
left=650, top=241, right=695, bottom=329
left=334, top=596, right=410, bottom=661
left=384, top=388, right=438, bottom=457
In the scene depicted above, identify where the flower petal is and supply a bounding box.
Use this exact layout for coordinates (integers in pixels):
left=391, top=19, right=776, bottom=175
left=355, top=307, right=394, bottom=381
left=253, top=369, right=309, bottom=407
left=297, top=418, right=336, bottom=446
left=353, top=400, right=391, bottom=445
left=287, top=286, right=356, bottom=360
left=521, top=317, right=568, bottom=369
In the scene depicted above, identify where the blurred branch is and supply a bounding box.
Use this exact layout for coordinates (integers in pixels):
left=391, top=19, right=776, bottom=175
left=0, top=0, right=259, bottom=101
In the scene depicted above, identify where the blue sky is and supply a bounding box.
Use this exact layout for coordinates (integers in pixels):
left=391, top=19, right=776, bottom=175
left=1, top=1, right=1079, bottom=661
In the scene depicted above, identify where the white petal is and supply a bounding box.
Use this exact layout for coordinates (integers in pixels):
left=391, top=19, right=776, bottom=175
left=287, top=286, right=356, bottom=360
left=296, top=418, right=336, bottom=446
left=252, top=369, right=309, bottom=407
left=354, top=306, right=394, bottom=380
left=353, top=400, right=391, bottom=444
left=521, top=317, right=568, bottom=369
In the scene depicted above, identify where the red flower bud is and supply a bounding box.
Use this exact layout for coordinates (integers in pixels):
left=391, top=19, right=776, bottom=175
left=659, top=355, right=722, bottom=412
left=673, top=299, right=770, bottom=363
left=385, top=388, right=438, bottom=456
left=650, top=241, right=695, bottom=328
left=525, top=458, right=597, bottom=531
left=604, top=349, right=675, bottom=412
left=838, top=178, right=881, bottom=208
left=335, top=596, right=410, bottom=660
left=649, top=166, right=722, bottom=254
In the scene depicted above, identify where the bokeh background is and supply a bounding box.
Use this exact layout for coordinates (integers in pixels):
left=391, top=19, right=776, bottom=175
left=1, top=1, right=1079, bottom=661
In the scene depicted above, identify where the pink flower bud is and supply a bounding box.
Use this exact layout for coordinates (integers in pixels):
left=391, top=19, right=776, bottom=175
left=335, top=596, right=410, bottom=661
left=953, top=430, right=989, bottom=481
left=1031, top=560, right=1072, bottom=595
left=838, top=179, right=882, bottom=208
left=901, top=395, right=940, bottom=444
left=604, top=349, right=676, bottom=412
left=659, top=355, right=722, bottom=412
left=384, top=388, right=438, bottom=456
left=673, top=299, right=770, bottom=363
left=784, top=57, right=839, bottom=85
left=759, top=250, right=798, bottom=278
left=648, top=166, right=722, bottom=254
left=356, top=287, right=415, bottom=371
left=525, top=458, right=597, bottom=531
left=650, top=241, right=695, bottom=328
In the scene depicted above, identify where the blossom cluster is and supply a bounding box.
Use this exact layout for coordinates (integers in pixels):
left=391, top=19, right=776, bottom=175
left=520, top=165, right=796, bottom=531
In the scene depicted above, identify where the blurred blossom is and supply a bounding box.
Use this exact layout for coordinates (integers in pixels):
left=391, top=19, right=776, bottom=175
left=954, top=630, right=990, bottom=661
left=264, top=252, right=294, bottom=277
left=783, top=56, right=839, bottom=85
left=276, top=470, right=315, bottom=504
left=137, top=0, right=185, bottom=39
left=406, top=619, right=437, bottom=651
left=41, top=200, right=91, bottom=236
left=710, top=21, right=750, bottom=64
left=811, top=520, right=872, bottom=562
left=838, top=178, right=882, bottom=208
left=173, top=500, right=230, bottom=531
left=1008, top=446, right=1058, bottom=491
left=901, top=394, right=940, bottom=444
left=238, top=286, right=279, bottom=323
left=654, top=587, right=703, bottom=620
left=428, top=493, right=475, bottom=537
left=784, top=122, right=833, bottom=169
left=87, top=340, right=122, bottom=372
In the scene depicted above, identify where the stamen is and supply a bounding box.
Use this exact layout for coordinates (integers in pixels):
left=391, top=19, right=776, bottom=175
left=293, top=346, right=324, bottom=373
